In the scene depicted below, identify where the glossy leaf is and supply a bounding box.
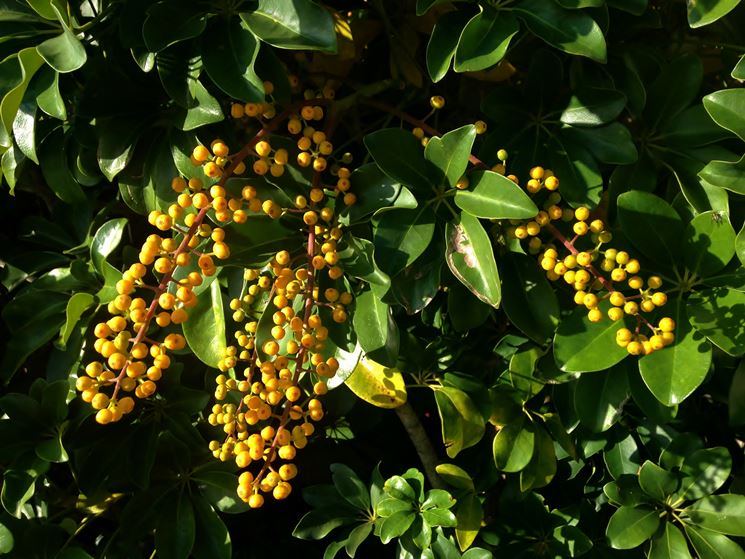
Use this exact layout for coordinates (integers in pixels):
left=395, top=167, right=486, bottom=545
left=424, top=125, right=476, bottom=188
left=685, top=494, right=745, bottom=535
left=445, top=212, right=501, bottom=308
left=60, top=292, right=94, bottom=347
left=493, top=417, right=535, bottom=472
left=604, top=433, right=642, bottom=479
left=453, top=8, right=518, bottom=73
left=574, top=367, right=629, bottom=432
left=373, top=207, right=436, bottom=276
left=688, top=0, right=742, bottom=28
left=617, top=191, right=684, bottom=266
left=191, top=495, right=231, bottom=559
left=605, top=506, right=660, bottom=549
left=682, top=211, right=736, bottom=277
left=645, top=55, right=702, bottom=130
left=678, top=447, right=732, bottom=501
left=353, top=288, right=399, bottom=367
left=201, top=19, right=264, bottom=103
left=434, top=385, right=485, bottom=458
left=36, top=7, right=87, bottom=72
left=331, top=464, right=370, bottom=511
left=549, top=135, right=603, bottom=207
left=685, top=524, right=745, bottom=559
left=703, top=89, right=745, bottom=142
left=639, top=298, right=712, bottom=406
left=143, top=0, right=207, bottom=52
left=435, top=464, right=475, bottom=492
left=699, top=154, right=745, bottom=195
left=553, top=304, right=630, bottom=373
left=156, top=491, right=195, bottom=559
left=364, top=129, right=437, bottom=194
left=500, top=252, right=559, bottom=343
left=90, top=218, right=127, bottom=277
left=38, top=128, right=85, bottom=204
left=1, top=49, right=43, bottom=141
left=344, top=356, right=407, bottom=409
left=638, top=461, right=677, bottom=501
left=455, top=493, right=482, bottom=552
left=648, top=523, right=692, bottom=559
left=454, top=170, right=538, bottom=219
left=688, top=287, right=745, bottom=356
left=561, top=123, right=638, bottom=165
left=426, top=11, right=471, bottom=82
left=560, top=87, right=626, bottom=126
left=182, top=279, right=226, bottom=368
left=519, top=424, right=557, bottom=490
left=241, top=0, right=337, bottom=53
left=514, top=0, right=607, bottom=62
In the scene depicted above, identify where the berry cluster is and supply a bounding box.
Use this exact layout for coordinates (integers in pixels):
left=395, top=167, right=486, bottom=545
left=503, top=162, right=675, bottom=356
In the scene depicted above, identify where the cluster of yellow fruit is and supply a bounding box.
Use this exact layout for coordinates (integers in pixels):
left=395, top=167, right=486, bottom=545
left=78, top=184, right=223, bottom=424
left=505, top=164, right=675, bottom=356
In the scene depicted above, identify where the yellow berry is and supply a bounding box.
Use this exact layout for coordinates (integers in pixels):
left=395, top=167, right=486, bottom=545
left=659, top=318, right=676, bottom=332
left=430, top=95, right=445, bottom=109
left=652, top=292, right=667, bottom=306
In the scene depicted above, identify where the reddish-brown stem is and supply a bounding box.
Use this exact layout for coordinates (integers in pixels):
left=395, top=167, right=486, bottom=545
left=544, top=223, right=614, bottom=292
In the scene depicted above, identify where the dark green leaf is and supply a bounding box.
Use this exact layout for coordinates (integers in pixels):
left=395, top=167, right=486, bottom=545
left=514, top=0, right=607, bottom=62
left=678, top=447, right=731, bottom=501
left=241, top=0, right=337, bottom=53
left=688, top=0, right=741, bottom=28
left=373, top=206, right=436, bottom=276
left=648, top=523, right=692, bottom=559
left=182, top=278, right=226, bottom=368
left=143, top=0, right=207, bottom=52
left=560, top=87, right=626, bottom=126
left=445, top=212, right=501, bottom=308
left=685, top=524, right=745, bottom=559
left=90, top=218, right=127, bottom=277
left=38, top=128, right=85, bottom=204
left=685, top=494, right=745, bottom=535
left=492, top=416, right=535, bottom=472
left=688, top=287, right=745, bottom=356
left=574, top=367, right=629, bottom=432
left=645, top=55, right=702, bottom=131
left=453, top=8, right=518, bottom=73
left=424, top=125, right=476, bottom=188
left=604, top=433, right=642, bottom=479
left=364, top=129, right=437, bottom=194
left=454, top=169, right=538, bottom=219
left=331, top=464, right=370, bottom=511
left=617, top=191, right=683, bottom=267
left=561, top=123, right=638, bottom=164
left=549, top=135, right=603, bottom=207
left=201, top=19, right=264, bottom=103
left=426, top=11, right=471, bottom=82
left=434, top=385, right=486, bottom=458
left=36, top=9, right=87, bottom=72
left=638, top=461, right=677, bottom=501
left=501, top=252, right=559, bottom=343
left=605, top=506, right=660, bottom=549
left=156, top=491, right=195, bottom=559
left=191, top=495, right=231, bottom=559
left=639, top=298, right=712, bottom=406
left=699, top=154, right=745, bottom=195
left=353, top=288, right=398, bottom=367
left=729, top=361, right=745, bottom=425
left=703, top=89, right=745, bottom=142
left=683, top=211, right=736, bottom=277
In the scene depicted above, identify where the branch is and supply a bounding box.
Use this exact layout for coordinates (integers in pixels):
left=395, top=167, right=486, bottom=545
left=394, top=402, right=445, bottom=489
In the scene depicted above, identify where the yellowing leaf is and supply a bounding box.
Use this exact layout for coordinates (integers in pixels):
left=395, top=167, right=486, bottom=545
left=344, top=356, right=407, bottom=408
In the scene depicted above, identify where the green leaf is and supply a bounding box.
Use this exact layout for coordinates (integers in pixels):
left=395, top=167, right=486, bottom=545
left=191, top=495, right=231, bottom=559
left=36, top=6, right=87, bottom=72
left=424, top=125, right=476, bottom=188
left=422, top=508, right=457, bottom=528
left=293, top=509, right=354, bottom=540
left=345, top=523, right=372, bottom=558
left=182, top=279, right=226, bottom=368
left=699, top=154, right=745, bottom=195
left=0, top=522, right=13, bottom=554
left=353, top=288, right=398, bottom=367
left=445, top=212, right=501, bottom=308
left=678, top=447, right=731, bottom=501
left=645, top=55, right=702, bottom=131
left=574, top=367, right=629, bottom=432
left=331, top=464, right=370, bottom=511
left=344, top=355, right=407, bottom=408
left=688, top=0, right=741, bottom=28
left=35, top=431, right=67, bottom=463
left=688, top=287, right=745, bottom=356
left=175, top=79, right=224, bottom=131
left=683, top=211, right=736, bottom=277
left=373, top=206, right=436, bottom=276
left=649, top=523, right=692, bottom=559
left=553, top=303, right=630, bottom=373
left=606, top=0, right=647, bottom=14
left=201, top=19, right=264, bottom=103
left=549, top=135, right=603, bottom=207
left=605, top=506, right=660, bottom=549
left=455, top=493, right=482, bottom=552
left=380, top=510, right=416, bottom=543
left=60, top=292, right=94, bottom=347
left=97, top=116, right=149, bottom=181
left=703, top=89, right=745, bottom=142
left=377, top=497, right=413, bottom=517
left=604, top=433, right=642, bottom=479
left=90, top=218, right=127, bottom=277
left=639, top=298, right=712, bottom=406
left=426, top=11, right=471, bottom=82
left=2, top=144, right=24, bottom=193
left=514, top=0, right=607, bottom=62
left=453, top=8, right=518, bottom=73
left=729, top=361, right=745, bottom=425
left=339, top=163, right=406, bottom=226
left=384, top=476, right=416, bottom=502
left=1, top=48, right=43, bottom=141
left=733, top=55, right=745, bottom=79
left=617, top=191, right=683, bottom=267
left=561, top=123, right=638, bottom=165
left=434, top=386, right=486, bottom=458
left=638, top=461, right=678, bottom=501
left=435, top=464, right=474, bottom=492
left=143, top=0, right=207, bottom=52
left=493, top=416, right=535, bottom=472
left=34, top=65, right=65, bottom=119
left=241, top=0, right=337, bottom=53
left=156, top=491, right=195, bottom=559
left=685, top=494, right=745, bottom=535
left=685, top=524, right=745, bottom=559
left=501, top=252, right=559, bottom=343
left=603, top=475, right=647, bottom=507
left=191, top=470, right=249, bottom=514
left=519, top=424, right=557, bottom=490
left=364, top=129, right=437, bottom=194
left=454, top=170, right=538, bottom=219
left=0, top=470, right=35, bottom=518
left=38, top=128, right=85, bottom=204
left=661, top=105, right=733, bottom=148
left=560, top=87, right=626, bottom=126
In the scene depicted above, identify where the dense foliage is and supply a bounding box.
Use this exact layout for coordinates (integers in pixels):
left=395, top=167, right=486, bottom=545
left=1, top=0, right=745, bottom=557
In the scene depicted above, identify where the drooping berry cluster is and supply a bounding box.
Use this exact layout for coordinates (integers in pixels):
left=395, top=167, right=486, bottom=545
left=502, top=161, right=675, bottom=356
